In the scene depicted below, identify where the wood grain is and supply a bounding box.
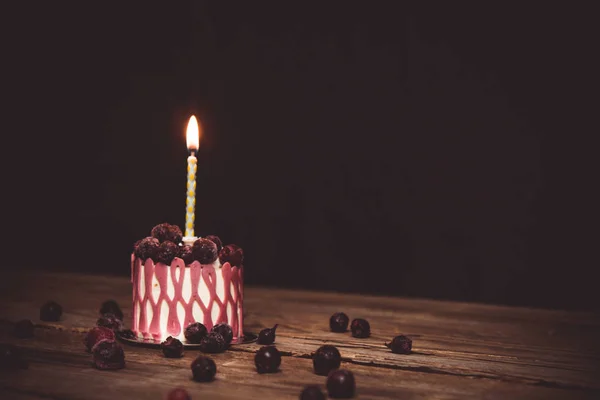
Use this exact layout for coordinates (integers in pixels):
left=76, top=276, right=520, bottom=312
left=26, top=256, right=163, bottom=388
left=1, top=270, right=599, bottom=399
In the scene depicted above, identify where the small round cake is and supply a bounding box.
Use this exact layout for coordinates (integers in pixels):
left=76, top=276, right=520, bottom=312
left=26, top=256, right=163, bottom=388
left=130, top=223, right=244, bottom=342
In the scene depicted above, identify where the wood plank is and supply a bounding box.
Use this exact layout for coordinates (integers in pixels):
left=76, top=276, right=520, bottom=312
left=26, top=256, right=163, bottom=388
left=1, top=270, right=599, bottom=391
left=1, top=326, right=598, bottom=400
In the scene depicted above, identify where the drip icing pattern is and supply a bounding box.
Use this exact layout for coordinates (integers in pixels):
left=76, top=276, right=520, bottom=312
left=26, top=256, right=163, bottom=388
left=131, top=255, right=244, bottom=342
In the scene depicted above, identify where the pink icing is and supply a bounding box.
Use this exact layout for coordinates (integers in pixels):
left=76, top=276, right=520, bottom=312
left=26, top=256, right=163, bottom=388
left=131, top=255, right=244, bottom=342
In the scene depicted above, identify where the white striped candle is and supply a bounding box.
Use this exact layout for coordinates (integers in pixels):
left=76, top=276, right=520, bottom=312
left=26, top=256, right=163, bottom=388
left=185, top=115, right=200, bottom=238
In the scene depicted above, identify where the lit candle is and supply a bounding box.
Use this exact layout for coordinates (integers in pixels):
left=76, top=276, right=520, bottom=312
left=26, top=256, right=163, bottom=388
left=184, top=115, right=200, bottom=242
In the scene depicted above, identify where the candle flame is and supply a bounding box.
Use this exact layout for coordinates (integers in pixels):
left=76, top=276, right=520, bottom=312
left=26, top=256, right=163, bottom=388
left=186, top=115, right=201, bottom=151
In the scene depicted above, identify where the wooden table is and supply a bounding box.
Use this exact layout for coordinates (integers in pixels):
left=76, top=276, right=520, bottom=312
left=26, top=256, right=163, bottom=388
left=1, top=271, right=599, bottom=399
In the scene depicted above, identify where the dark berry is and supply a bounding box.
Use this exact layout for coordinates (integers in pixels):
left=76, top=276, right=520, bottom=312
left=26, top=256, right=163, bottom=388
left=177, top=244, right=194, bottom=265
left=97, top=313, right=123, bottom=331
left=151, top=223, right=170, bottom=242
left=0, top=343, right=28, bottom=369
left=190, top=355, right=217, bottom=382
left=99, top=300, right=123, bottom=320
left=257, top=324, right=278, bottom=345
left=205, top=234, right=223, bottom=252
left=14, top=319, right=34, bottom=338
left=218, top=244, right=244, bottom=267
left=84, top=326, right=116, bottom=352
left=167, top=224, right=183, bottom=244
left=327, top=369, right=356, bottom=398
left=385, top=335, right=412, bottom=354
left=192, top=238, right=218, bottom=264
left=161, top=336, right=184, bottom=358
left=119, top=329, right=136, bottom=340
left=167, top=388, right=192, bottom=400
left=350, top=318, right=370, bottom=338
left=313, top=345, right=341, bottom=376
left=157, top=240, right=179, bottom=264
left=199, top=332, right=227, bottom=353
left=151, top=223, right=183, bottom=244
left=211, top=323, right=233, bottom=345
left=254, top=345, right=281, bottom=374
left=300, top=385, right=326, bottom=400
left=40, top=300, right=62, bottom=321
left=92, top=339, right=125, bottom=370
left=134, top=236, right=160, bottom=261
left=330, top=312, right=349, bottom=333
left=184, top=322, right=208, bottom=343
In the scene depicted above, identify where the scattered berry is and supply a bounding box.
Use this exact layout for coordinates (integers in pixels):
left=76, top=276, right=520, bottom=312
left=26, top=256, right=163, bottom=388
left=157, top=240, right=179, bottom=264
left=99, top=300, right=123, bottom=320
left=92, top=339, right=125, bottom=370
left=178, top=244, right=194, bottom=265
left=300, top=385, right=326, bottom=400
left=184, top=322, right=208, bottom=344
left=313, top=345, right=341, bottom=376
left=254, top=345, right=281, bottom=374
left=119, top=329, right=137, bottom=340
left=199, top=332, right=228, bottom=353
left=205, top=235, right=223, bottom=252
left=330, top=312, right=349, bottom=333
left=385, top=335, right=412, bottom=354
left=192, top=238, right=218, bottom=264
left=14, top=319, right=34, bottom=338
left=0, top=343, right=28, bottom=369
left=327, top=369, right=356, bottom=398
left=190, top=355, right=217, bottom=382
left=151, top=223, right=182, bottom=244
left=211, top=323, right=233, bottom=345
left=350, top=318, right=370, bottom=338
left=40, top=300, right=62, bottom=321
left=167, top=388, right=192, bottom=400
left=84, top=326, right=116, bottom=352
left=218, top=244, right=244, bottom=267
left=161, top=336, right=184, bottom=358
left=134, top=236, right=160, bottom=261
left=97, top=313, right=123, bottom=331
left=257, top=324, right=278, bottom=345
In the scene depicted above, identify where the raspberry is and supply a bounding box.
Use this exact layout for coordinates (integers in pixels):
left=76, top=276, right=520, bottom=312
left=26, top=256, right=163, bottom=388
left=184, top=322, right=208, bottom=344
left=205, top=235, right=223, bottom=252
left=218, top=244, right=244, bottom=267
left=134, top=237, right=160, bottom=261
left=192, top=238, right=218, bottom=264
left=161, top=336, right=184, bottom=358
left=92, top=339, right=125, bottom=370
left=313, top=345, right=341, bottom=376
left=327, top=369, right=355, bottom=398
left=254, top=345, right=281, bottom=374
left=350, top=318, right=370, bottom=338
left=385, top=335, right=412, bottom=354
left=84, top=326, right=116, bottom=352
left=190, top=355, right=217, bottom=382
left=157, top=240, right=178, bottom=264
left=211, top=323, right=233, bottom=345
left=151, top=223, right=182, bottom=244
left=97, top=313, right=123, bottom=331
left=177, top=244, right=194, bottom=265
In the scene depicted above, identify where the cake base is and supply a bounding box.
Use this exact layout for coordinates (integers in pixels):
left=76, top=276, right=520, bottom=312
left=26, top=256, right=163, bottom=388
left=116, top=330, right=257, bottom=348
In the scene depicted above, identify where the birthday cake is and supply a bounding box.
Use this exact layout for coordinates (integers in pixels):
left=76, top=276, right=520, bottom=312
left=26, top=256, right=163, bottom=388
left=130, top=223, right=244, bottom=342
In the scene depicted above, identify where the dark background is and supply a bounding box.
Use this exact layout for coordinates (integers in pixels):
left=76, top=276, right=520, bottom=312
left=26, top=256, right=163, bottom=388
left=3, top=2, right=598, bottom=311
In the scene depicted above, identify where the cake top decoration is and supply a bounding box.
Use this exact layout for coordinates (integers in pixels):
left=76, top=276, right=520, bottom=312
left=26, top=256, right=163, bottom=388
left=132, top=223, right=242, bottom=268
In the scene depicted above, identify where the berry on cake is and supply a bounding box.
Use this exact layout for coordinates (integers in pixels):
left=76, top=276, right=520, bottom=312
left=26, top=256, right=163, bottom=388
left=131, top=223, right=244, bottom=343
